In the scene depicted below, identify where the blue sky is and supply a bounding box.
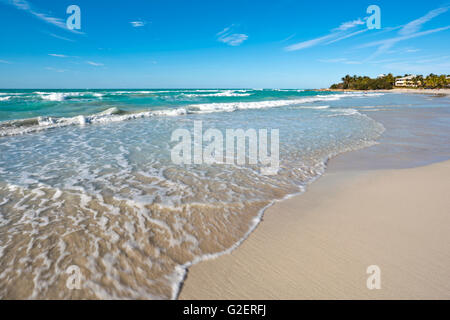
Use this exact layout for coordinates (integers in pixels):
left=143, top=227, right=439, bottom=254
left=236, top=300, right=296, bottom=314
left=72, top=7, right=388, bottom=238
left=0, top=0, right=449, bottom=88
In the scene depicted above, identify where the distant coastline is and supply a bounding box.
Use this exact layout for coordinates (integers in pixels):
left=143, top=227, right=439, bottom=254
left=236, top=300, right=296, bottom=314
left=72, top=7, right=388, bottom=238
left=326, top=73, right=450, bottom=94
left=318, top=88, right=450, bottom=95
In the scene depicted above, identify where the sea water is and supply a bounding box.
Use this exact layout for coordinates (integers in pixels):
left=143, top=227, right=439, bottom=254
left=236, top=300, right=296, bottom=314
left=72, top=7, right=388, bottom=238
left=0, top=89, right=448, bottom=298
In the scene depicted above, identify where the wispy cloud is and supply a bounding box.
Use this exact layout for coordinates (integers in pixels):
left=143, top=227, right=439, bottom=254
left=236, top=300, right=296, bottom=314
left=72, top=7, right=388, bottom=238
left=278, top=33, right=296, bottom=43
left=48, top=33, right=75, bottom=42
left=3, top=0, right=83, bottom=34
left=86, top=61, right=104, bottom=67
left=285, top=17, right=368, bottom=51
left=325, top=29, right=368, bottom=45
left=399, top=7, right=448, bottom=36
left=130, top=20, right=147, bottom=28
left=362, top=25, right=450, bottom=59
left=333, top=18, right=365, bottom=31
left=216, top=25, right=248, bottom=46
left=285, top=34, right=335, bottom=51
left=362, top=6, right=450, bottom=59
left=0, top=59, right=12, bottom=64
left=48, top=53, right=68, bottom=58
left=285, top=6, right=449, bottom=54
left=217, top=26, right=232, bottom=37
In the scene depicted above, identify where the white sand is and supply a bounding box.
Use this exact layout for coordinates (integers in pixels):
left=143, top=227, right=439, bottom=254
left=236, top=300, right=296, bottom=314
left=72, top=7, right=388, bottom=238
left=179, top=160, right=450, bottom=299
left=389, top=88, right=450, bottom=95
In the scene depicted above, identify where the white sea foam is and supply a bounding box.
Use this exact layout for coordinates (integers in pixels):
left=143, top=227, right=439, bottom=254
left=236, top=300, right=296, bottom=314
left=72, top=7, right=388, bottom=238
left=327, top=108, right=362, bottom=116
left=290, top=105, right=330, bottom=109
left=0, top=92, right=383, bottom=137
left=0, top=93, right=27, bottom=96
left=34, top=91, right=105, bottom=101
left=35, top=92, right=78, bottom=101
left=181, top=90, right=253, bottom=98
left=0, top=107, right=189, bottom=136
left=185, top=93, right=367, bottom=113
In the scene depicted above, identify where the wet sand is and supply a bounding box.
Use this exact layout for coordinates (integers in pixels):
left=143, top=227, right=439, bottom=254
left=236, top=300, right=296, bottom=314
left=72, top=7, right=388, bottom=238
left=179, top=94, right=450, bottom=300
left=179, top=159, right=450, bottom=299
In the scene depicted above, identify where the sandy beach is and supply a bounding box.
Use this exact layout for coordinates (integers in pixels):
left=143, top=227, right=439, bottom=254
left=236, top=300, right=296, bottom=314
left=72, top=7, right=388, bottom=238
left=319, top=88, right=450, bottom=95
left=388, top=88, right=450, bottom=95
left=179, top=158, right=450, bottom=299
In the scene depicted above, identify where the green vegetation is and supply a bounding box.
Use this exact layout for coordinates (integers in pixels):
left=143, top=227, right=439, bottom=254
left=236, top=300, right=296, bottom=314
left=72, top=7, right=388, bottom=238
left=330, top=74, right=395, bottom=90
left=421, top=74, right=450, bottom=88
left=330, top=73, right=450, bottom=90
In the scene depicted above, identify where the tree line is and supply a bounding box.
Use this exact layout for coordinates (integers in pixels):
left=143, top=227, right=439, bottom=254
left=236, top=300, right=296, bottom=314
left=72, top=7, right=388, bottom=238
left=330, top=73, right=450, bottom=90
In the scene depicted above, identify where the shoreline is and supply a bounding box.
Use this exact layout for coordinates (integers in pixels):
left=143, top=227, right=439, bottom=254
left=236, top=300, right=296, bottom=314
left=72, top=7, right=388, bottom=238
left=318, top=88, right=450, bottom=95
left=179, top=158, right=450, bottom=299
left=178, top=93, right=450, bottom=299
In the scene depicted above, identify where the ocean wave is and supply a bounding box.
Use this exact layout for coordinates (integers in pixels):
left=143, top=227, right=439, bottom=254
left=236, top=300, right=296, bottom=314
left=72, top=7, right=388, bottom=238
left=34, top=91, right=84, bottom=101
left=0, top=92, right=383, bottom=137
left=181, top=90, right=253, bottom=98
left=184, top=93, right=367, bottom=113
left=327, top=108, right=362, bottom=117
left=0, top=107, right=187, bottom=137
left=289, top=105, right=330, bottom=110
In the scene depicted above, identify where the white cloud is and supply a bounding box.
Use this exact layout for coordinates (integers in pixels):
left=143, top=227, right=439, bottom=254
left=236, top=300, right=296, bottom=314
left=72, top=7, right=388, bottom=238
left=0, top=59, right=11, bottom=64
left=216, top=25, right=233, bottom=36
left=399, top=7, right=448, bottom=36
left=219, top=34, right=248, bottom=46
left=285, top=17, right=367, bottom=51
left=285, top=34, right=335, bottom=51
left=48, top=53, right=68, bottom=58
left=362, top=26, right=450, bottom=50
left=334, top=18, right=365, bottom=31
left=284, top=5, right=449, bottom=54
left=86, top=61, right=104, bottom=67
left=325, top=29, right=368, bottom=45
left=362, top=6, right=450, bottom=59
left=216, top=25, right=248, bottom=46
left=4, top=0, right=83, bottom=34
left=130, top=21, right=147, bottom=28
left=48, top=33, right=75, bottom=42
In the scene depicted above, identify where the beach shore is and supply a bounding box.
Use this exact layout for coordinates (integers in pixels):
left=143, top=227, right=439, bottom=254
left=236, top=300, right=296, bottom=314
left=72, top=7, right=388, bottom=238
left=388, top=88, right=450, bottom=95
left=318, top=88, right=450, bottom=95
left=179, top=158, right=450, bottom=299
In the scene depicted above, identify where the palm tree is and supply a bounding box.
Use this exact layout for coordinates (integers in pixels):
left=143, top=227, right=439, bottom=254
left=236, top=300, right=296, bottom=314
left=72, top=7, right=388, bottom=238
left=341, top=75, right=352, bottom=89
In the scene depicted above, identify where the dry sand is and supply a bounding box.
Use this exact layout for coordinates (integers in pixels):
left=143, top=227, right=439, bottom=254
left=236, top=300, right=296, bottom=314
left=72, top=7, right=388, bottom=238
left=179, top=160, right=450, bottom=299
left=319, top=88, right=450, bottom=95
left=389, top=88, right=450, bottom=95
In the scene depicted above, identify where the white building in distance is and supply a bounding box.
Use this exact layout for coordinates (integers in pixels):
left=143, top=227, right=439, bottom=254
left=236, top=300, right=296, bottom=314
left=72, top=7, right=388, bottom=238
left=395, top=75, right=418, bottom=87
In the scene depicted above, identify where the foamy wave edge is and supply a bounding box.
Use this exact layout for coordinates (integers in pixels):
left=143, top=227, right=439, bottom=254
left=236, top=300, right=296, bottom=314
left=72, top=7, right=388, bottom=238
left=0, top=92, right=383, bottom=137
left=170, top=118, right=386, bottom=300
